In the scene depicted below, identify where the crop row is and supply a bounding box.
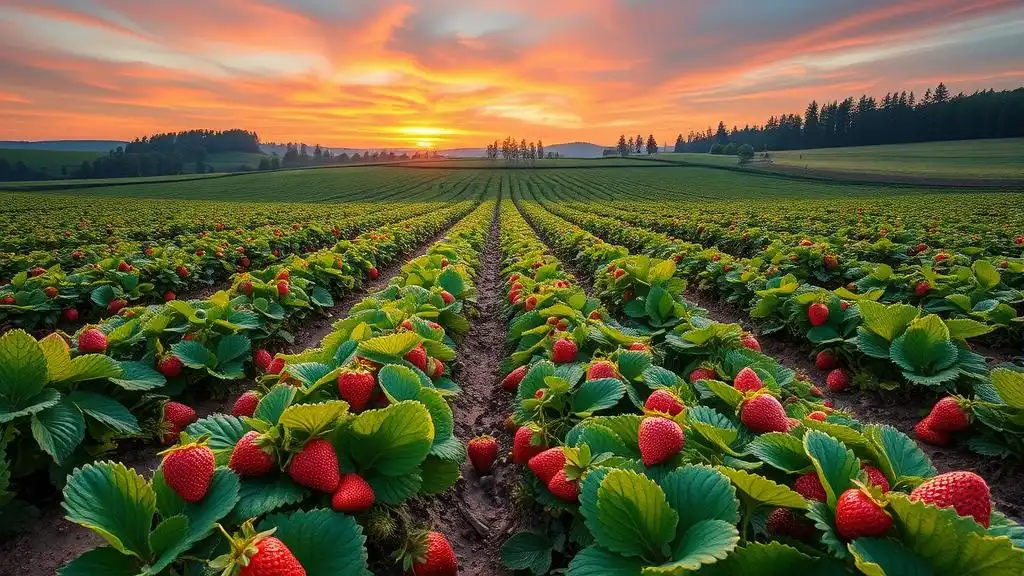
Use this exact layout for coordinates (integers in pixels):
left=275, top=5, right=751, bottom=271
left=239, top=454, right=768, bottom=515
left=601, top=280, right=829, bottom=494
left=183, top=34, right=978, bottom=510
left=515, top=179, right=1024, bottom=459
left=0, top=198, right=481, bottom=535
left=494, top=196, right=1024, bottom=574
left=0, top=180, right=482, bottom=330
left=43, top=199, right=497, bottom=575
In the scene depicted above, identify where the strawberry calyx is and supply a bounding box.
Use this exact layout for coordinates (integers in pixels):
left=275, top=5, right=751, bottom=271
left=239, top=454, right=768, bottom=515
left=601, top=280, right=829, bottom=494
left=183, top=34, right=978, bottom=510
left=211, top=520, right=279, bottom=575
left=157, top=432, right=211, bottom=455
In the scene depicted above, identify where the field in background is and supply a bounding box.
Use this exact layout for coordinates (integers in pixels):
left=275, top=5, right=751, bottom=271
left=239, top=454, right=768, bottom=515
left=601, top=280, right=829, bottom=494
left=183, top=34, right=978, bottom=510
left=0, top=148, right=104, bottom=175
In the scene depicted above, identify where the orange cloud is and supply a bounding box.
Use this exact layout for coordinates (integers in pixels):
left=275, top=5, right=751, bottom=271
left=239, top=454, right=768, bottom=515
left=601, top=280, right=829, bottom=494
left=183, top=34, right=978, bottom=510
left=0, top=0, right=1022, bottom=148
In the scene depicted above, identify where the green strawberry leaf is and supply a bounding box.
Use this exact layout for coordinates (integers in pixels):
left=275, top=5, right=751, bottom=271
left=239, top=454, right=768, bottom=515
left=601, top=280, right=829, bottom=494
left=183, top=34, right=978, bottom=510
left=849, top=538, right=933, bottom=576
left=803, top=430, right=859, bottom=507
left=418, top=455, right=462, bottom=495
left=501, top=532, right=554, bottom=575
left=31, top=397, right=85, bottom=465
left=697, top=541, right=845, bottom=575
left=588, top=469, right=678, bottom=560
left=69, top=391, right=140, bottom=435
left=184, top=414, right=246, bottom=466
left=746, top=433, right=813, bottom=474
left=567, top=544, right=645, bottom=575
left=347, top=401, right=433, bottom=476
left=279, top=401, right=349, bottom=438
left=716, top=466, right=807, bottom=509
left=258, top=508, right=370, bottom=576
left=59, top=547, right=140, bottom=576
left=254, top=385, right=296, bottom=424
left=863, top=424, right=935, bottom=485
left=645, top=519, right=738, bottom=573
left=571, top=377, right=626, bottom=415
left=0, top=329, right=48, bottom=409
left=365, top=469, right=422, bottom=505
left=62, top=461, right=155, bottom=559
left=230, top=476, right=308, bottom=525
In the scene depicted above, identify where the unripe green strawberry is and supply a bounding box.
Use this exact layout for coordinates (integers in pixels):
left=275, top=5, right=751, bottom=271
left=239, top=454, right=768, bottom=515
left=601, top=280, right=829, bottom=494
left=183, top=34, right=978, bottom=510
left=926, top=396, right=970, bottom=432
left=552, top=338, right=577, bottom=363
left=331, top=473, right=375, bottom=513
left=512, top=426, right=545, bottom=465
left=77, top=328, right=108, bottom=354
left=161, top=441, right=215, bottom=503
left=288, top=438, right=340, bottom=493
left=793, top=472, right=827, bottom=502
left=501, top=365, right=528, bottom=391
left=229, top=431, right=276, bottom=477
left=644, top=389, right=684, bottom=416
left=835, top=488, right=892, bottom=540
left=528, top=447, right=566, bottom=484
left=740, top=394, right=789, bottom=434
left=232, top=391, right=261, bottom=417
left=732, top=367, right=763, bottom=392
left=909, top=471, right=991, bottom=527
left=638, top=417, right=684, bottom=466
left=405, top=344, right=429, bottom=372
left=468, top=435, right=498, bottom=474
left=586, top=360, right=617, bottom=380
left=547, top=469, right=579, bottom=503
left=807, top=302, right=829, bottom=326
left=337, top=367, right=376, bottom=412
left=407, top=531, right=457, bottom=576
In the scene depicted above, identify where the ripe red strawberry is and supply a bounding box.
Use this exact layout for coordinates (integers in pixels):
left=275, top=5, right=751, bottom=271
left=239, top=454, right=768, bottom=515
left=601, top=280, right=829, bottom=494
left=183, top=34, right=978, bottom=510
left=439, top=290, right=454, bottom=304
left=815, top=350, right=837, bottom=371
left=528, top=447, right=566, bottom=484
left=161, top=401, right=198, bottom=444
left=236, top=534, right=305, bottom=576
left=0, top=295, right=14, bottom=306
left=638, top=417, right=684, bottom=466
left=793, top=472, right=827, bottom=502
left=799, top=239, right=814, bottom=247
left=229, top=431, right=276, bottom=476
left=337, top=367, right=376, bottom=412
left=276, top=269, right=290, bottom=281
left=810, top=385, right=824, bottom=397
left=588, top=310, right=602, bottom=320
left=195, top=249, right=205, bottom=258
left=276, top=280, right=289, bottom=296
left=835, top=488, right=892, bottom=540
left=368, top=266, right=379, bottom=280
left=44, top=286, right=58, bottom=299
left=935, top=253, right=949, bottom=262
left=163, top=290, right=176, bottom=301
left=232, top=390, right=261, bottom=417
left=915, top=242, right=928, bottom=253
left=239, top=280, right=254, bottom=297
left=253, top=349, right=273, bottom=372
left=552, top=339, right=577, bottom=363
left=117, top=261, right=131, bottom=272
left=440, top=257, right=449, bottom=267
left=733, top=367, right=763, bottom=392
left=910, top=471, right=991, bottom=527
left=689, top=367, right=717, bottom=383
left=807, top=303, right=829, bottom=326
left=61, top=308, right=79, bottom=322
left=915, top=281, right=930, bottom=297
left=407, top=531, right=457, bottom=576
left=524, top=295, right=537, bottom=311
left=501, top=365, right=528, bottom=391
left=823, top=254, right=838, bottom=270
left=925, top=396, right=970, bottom=432
left=161, top=441, right=215, bottom=503
left=645, top=389, right=684, bottom=416
left=740, top=333, right=761, bottom=352
left=468, top=435, right=498, bottom=474
left=331, top=473, right=375, bottom=513
left=586, top=360, right=617, bottom=380
left=430, top=359, right=445, bottom=379
left=405, top=344, right=429, bottom=372
left=288, top=438, right=340, bottom=493
left=107, top=298, right=127, bottom=314
left=267, top=357, right=285, bottom=375
left=547, top=469, right=579, bottom=502
left=613, top=268, right=626, bottom=279
left=628, top=342, right=649, bottom=352
left=808, top=410, right=827, bottom=422
left=741, top=394, right=789, bottom=434
left=176, top=265, right=189, bottom=278
left=766, top=507, right=814, bottom=540
left=840, top=301, right=850, bottom=311
left=158, top=356, right=184, bottom=378
left=512, top=426, right=546, bottom=465
left=78, top=328, right=108, bottom=353
left=826, top=369, right=850, bottom=392
left=861, top=464, right=890, bottom=493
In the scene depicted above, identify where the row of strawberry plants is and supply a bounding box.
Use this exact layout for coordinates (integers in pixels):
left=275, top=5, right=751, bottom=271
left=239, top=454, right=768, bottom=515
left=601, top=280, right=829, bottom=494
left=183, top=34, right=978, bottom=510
left=0, top=199, right=481, bottom=534
left=495, top=195, right=1024, bottom=574
left=535, top=180, right=1024, bottom=338
left=49, top=199, right=496, bottom=575
left=0, top=189, right=475, bottom=330
left=522, top=186, right=1024, bottom=459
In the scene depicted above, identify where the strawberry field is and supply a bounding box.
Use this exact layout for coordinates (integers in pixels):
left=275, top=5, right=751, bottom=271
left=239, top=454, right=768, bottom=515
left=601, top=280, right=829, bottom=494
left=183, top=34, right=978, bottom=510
left=0, top=164, right=1023, bottom=575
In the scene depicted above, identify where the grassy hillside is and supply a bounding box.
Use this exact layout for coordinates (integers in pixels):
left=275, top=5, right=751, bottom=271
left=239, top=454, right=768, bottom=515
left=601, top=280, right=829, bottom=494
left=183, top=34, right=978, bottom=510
left=0, top=148, right=105, bottom=176
left=198, top=151, right=271, bottom=173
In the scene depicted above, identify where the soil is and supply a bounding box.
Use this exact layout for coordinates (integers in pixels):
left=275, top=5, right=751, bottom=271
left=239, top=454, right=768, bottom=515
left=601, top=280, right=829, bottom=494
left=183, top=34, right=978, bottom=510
left=685, top=287, right=1024, bottom=522
left=0, top=215, right=470, bottom=576
left=379, top=202, right=521, bottom=575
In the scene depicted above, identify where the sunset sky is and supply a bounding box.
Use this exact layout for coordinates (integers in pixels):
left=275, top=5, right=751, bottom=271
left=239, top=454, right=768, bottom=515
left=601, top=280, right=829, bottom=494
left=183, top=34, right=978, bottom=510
left=1, top=0, right=1023, bottom=149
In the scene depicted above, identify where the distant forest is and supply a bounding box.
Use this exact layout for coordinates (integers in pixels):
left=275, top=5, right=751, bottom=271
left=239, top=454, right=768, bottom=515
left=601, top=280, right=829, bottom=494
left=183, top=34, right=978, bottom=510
left=673, top=83, right=1024, bottom=153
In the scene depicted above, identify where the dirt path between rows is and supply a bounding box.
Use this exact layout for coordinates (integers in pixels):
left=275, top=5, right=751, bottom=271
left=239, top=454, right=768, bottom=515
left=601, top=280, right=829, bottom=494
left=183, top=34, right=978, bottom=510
left=393, top=201, right=521, bottom=575
left=684, top=287, right=1024, bottom=522
left=0, top=212, right=474, bottom=576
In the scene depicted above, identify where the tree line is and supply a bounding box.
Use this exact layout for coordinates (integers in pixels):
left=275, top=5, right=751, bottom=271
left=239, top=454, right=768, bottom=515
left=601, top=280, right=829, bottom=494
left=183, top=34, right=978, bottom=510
left=671, top=83, right=1024, bottom=153
left=611, top=134, right=659, bottom=157
left=486, top=137, right=547, bottom=164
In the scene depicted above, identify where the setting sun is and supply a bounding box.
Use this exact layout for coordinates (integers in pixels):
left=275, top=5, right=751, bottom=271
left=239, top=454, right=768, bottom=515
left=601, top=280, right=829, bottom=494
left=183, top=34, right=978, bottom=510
left=415, top=140, right=432, bottom=149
